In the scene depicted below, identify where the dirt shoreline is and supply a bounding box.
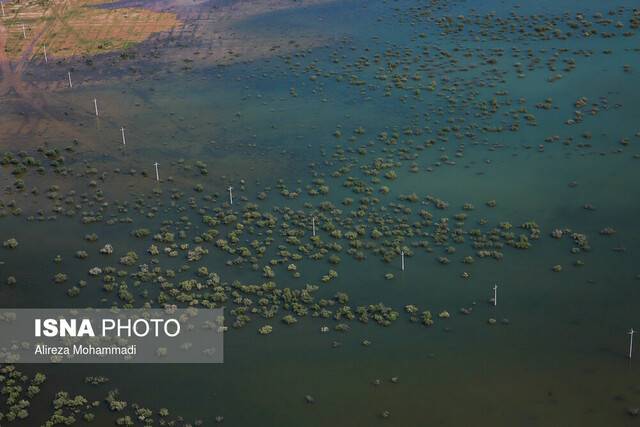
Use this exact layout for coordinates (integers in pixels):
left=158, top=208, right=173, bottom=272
left=0, top=0, right=338, bottom=142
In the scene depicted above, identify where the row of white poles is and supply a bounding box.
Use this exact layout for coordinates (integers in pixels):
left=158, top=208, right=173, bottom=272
left=10, top=2, right=635, bottom=361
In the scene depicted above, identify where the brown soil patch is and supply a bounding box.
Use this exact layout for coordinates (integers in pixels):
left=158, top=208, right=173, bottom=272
left=2, top=0, right=180, bottom=60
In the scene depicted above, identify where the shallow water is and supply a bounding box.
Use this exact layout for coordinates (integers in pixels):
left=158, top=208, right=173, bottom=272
left=1, top=0, right=640, bottom=425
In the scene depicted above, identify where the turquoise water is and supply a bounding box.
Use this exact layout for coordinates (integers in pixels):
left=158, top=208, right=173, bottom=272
left=2, top=0, right=640, bottom=425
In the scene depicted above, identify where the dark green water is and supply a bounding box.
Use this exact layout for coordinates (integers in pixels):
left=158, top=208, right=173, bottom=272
left=1, top=0, right=640, bottom=425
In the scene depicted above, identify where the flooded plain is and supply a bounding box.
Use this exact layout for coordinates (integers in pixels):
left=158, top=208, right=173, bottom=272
left=1, top=0, right=640, bottom=425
